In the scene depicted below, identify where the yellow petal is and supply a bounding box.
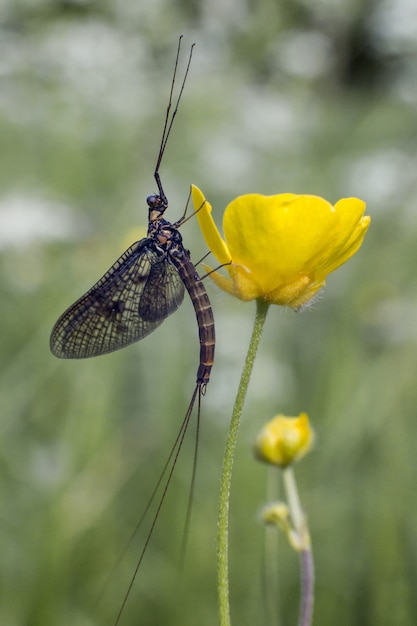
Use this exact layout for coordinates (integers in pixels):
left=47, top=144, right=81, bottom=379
left=265, top=276, right=327, bottom=308
left=222, top=194, right=325, bottom=294
left=320, top=199, right=370, bottom=274
left=191, top=185, right=232, bottom=266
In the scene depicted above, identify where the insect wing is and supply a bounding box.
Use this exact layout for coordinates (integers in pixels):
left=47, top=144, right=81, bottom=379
left=50, top=239, right=185, bottom=359
left=139, top=255, right=186, bottom=322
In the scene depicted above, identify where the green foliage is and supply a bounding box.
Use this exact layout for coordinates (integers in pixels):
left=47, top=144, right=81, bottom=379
left=1, top=1, right=417, bottom=625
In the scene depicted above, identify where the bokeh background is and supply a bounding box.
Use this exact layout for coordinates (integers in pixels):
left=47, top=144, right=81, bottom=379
left=1, top=1, right=417, bottom=625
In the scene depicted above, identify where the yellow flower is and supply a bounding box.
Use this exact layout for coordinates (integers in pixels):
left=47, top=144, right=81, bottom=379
left=192, top=185, right=370, bottom=309
left=254, top=413, right=314, bottom=467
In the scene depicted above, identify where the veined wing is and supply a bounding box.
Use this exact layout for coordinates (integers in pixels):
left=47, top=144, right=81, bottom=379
left=50, top=239, right=185, bottom=359
left=139, top=250, right=188, bottom=322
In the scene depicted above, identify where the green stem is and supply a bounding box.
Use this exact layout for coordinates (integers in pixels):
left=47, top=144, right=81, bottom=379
left=283, top=467, right=314, bottom=626
left=282, top=468, right=306, bottom=545
left=217, top=299, right=270, bottom=626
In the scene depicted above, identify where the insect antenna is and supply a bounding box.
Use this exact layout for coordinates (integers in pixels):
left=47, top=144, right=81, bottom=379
left=154, top=36, right=195, bottom=203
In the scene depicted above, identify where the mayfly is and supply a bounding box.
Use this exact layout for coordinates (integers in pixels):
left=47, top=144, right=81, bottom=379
left=50, top=39, right=215, bottom=620
left=50, top=39, right=214, bottom=394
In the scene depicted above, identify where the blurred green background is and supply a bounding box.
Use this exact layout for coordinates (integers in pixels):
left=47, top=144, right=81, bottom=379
left=1, top=0, right=417, bottom=625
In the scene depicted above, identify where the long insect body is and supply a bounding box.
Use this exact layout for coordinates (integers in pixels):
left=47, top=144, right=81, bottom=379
left=170, top=252, right=215, bottom=386
left=50, top=193, right=215, bottom=383
left=144, top=195, right=215, bottom=385
left=145, top=196, right=215, bottom=385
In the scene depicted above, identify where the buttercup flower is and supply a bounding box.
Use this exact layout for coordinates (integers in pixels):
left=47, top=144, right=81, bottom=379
left=254, top=413, right=314, bottom=467
left=192, top=185, right=370, bottom=309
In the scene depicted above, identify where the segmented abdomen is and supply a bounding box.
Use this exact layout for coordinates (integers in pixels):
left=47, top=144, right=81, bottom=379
left=172, top=254, right=215, bottom=386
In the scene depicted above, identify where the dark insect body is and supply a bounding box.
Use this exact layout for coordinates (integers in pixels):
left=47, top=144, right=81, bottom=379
left=50, top=43, right=215, bottom=390
left=50, top=196, right=215, bottom=387
left=49, top=38, right=215, bottom=623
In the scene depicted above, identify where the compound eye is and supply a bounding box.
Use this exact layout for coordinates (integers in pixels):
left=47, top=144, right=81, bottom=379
left=146, top=195, right=159, bottom=208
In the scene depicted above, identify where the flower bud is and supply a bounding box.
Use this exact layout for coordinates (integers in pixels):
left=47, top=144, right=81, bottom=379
left=254, top=413, right=313, bottom=467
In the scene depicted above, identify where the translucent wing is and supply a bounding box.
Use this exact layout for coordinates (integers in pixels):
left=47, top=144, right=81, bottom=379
left=139, top=256, right=186, bottom=321
left=50, top=239, right=185, bottom=359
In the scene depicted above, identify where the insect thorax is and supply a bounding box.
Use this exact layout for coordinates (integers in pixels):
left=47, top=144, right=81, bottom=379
left=147, top=217, right=184, bottom=258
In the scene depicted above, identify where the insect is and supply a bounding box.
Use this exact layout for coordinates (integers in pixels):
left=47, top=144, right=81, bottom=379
left=50, top=40, right=215, bottom=392
left=50, top=37, right=215, bottom=624
left=50, top=40, right=215, bottom=621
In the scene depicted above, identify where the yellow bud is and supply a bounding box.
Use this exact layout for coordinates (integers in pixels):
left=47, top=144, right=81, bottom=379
left=262, top=501, right=290, bottom=527
left=261, top=501, right=306, bottom=551
left=254, top=413, right=314, bottom=467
